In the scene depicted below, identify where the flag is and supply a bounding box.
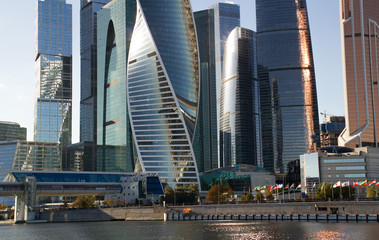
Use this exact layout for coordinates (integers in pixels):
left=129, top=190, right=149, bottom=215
left=252, top=186, right=257, bottom=191
left=313, top=182, right=316, bottom=188
left=333, top=181, right=341, bottom=188
left=320, top=182, right=325, bottom=191
left=261, top=185, right=266, bottom=190
left=285, top=184, right=289, bottom=189
left=267, top=185, right=273, bottom=192
left=277, top=184, right=283, bottom=189
left=359, top=180, right=367, bottom=187
left=296, top=183, right=301, bottom=189
left=376, top=182, right=379, bottom=186
left=352, top=181, right=358, bottom=187
left=289, top=183, right=295, bottom=189
left=368, top=179, right=376, bottom=186
left=342, top=181, right=349, bottom=187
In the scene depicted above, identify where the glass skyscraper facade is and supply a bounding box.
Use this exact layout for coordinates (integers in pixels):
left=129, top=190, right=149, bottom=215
left=34, top=0, right=72, bottom=151
left=126, top=0, right=200, bottom=188
left=256, top=0, right=319, bottom=174
left=339, top=0, right=379, bottom=148
left=0, top=121, right=27, bottom=142
left=80, top=0, right=112, bottom=171
left=210, top=3, right=240, bottom=166
left=193, top=9, right=218, bottom=172
left=97, top=0, right=136, bottom=172
left=220, top=27, right=261, bottom=167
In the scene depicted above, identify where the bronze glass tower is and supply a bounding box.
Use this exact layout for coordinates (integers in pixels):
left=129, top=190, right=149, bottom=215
left=339, top=0, right=379, bottom=148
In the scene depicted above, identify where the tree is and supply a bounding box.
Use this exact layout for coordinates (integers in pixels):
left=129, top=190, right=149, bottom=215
left=316, top=183, right=355, bottom=200
left=206, top=184, right=234, bottom=203
left=0, top=204, right=7, bottom=210
left=163, top=184, right=199, bottom=205
left=241, top=192, right=253, bottom=202
left=71, top=195, right=95, bottom=209
left=255, top=191, right=264, bottom=201
left=366, top=186, right=377, bottom=199
left=265, top=191, right=274, bottom=201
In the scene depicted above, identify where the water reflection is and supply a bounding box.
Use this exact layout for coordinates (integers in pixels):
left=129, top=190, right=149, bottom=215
left=1, top=221, right=379, bottom=240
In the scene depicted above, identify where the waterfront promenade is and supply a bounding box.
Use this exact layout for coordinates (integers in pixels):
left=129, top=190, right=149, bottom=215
left=11, top=201, right=379, bottom=223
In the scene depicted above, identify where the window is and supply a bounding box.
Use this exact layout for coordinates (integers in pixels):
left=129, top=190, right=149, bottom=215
left=336, top=166, right=365, bottom=171
left=345, top=173, right=366, bottom=178
left=324, top=159, right=364, bottom=164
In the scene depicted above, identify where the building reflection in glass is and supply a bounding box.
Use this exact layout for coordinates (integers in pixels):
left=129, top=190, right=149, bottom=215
left=256, top=0, right=319, bottom=174
left=220, top=27, right=261, bottom=167
left=34, top=0, right=73, bottom=159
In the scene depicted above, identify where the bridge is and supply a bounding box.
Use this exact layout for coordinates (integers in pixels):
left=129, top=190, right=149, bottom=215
left=0, top=171, right=164, bottom=223
left=0, top=182, right=121, bottom=197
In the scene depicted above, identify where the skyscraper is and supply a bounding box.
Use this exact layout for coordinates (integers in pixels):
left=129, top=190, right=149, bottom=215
left=80, top=0, right=112, bottom=171
left=220, top=27, right=261, bottom=167
left=0, top=121, right=27, bottom=142
left=193, top=9, right=218, bottom=172
left=256, top=0, right=319, bottom=173
left=338, top=0, right=379, bottom=148
left=34, top=0, right=72, bottom=151
left=211, top=3, right=240, bottom=167
left=97, top=0, right=136, bottom=172
left=126, top=0, right=200, bottom=187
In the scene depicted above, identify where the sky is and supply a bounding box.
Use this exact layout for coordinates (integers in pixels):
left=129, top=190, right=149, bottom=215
left=0, top=0, right=343, bottom=143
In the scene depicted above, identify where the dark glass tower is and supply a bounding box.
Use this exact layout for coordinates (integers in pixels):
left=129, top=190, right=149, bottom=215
left=193, top=9, right=218, bottom=172
left=220, top=27, right=261, bottom=167
left=97, top=0, right=136, bottom=172
left=80, top=0, right=112, bottom=171
left=34, top=0, right=72, bottom=151
left=256, top=0, right=319, bottom=173
left=126, top=0, right=200, bottom=187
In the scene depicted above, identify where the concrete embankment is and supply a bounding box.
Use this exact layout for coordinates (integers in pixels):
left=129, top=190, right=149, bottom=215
left=39, top=206, right=164, bottom=222
left=165, top=202, right=379, bottom=222
left=35, top=201, right=379, bottom=223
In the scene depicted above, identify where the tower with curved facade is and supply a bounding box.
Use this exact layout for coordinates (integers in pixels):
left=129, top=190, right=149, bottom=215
left=339, top=0, right=379, bottom=148
left=126, top=0, right=200, bottom=187
left=97, top=0, right=136, bottom=172
left=256, top=0, right=319, bottom=173
left=220, top=27, right=261, bottom=167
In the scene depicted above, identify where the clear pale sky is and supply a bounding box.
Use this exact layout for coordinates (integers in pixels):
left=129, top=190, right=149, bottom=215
left=0, top=0, right=343, bottom=143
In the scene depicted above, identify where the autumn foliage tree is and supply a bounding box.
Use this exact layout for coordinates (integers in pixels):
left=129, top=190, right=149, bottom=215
left=71, top=195, right=95, bottom=209
left=205, top=184, right=234, bottom=203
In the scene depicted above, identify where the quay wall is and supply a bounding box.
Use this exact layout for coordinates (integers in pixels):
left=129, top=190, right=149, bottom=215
left=38, top=202, right=379, bottom=223
left=167, top=202, right=379, bottom=216
left=39, top=206, right=164, bottom=222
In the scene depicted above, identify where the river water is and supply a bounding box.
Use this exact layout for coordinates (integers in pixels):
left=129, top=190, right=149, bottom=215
left=1, top=221, right=378, bottom=239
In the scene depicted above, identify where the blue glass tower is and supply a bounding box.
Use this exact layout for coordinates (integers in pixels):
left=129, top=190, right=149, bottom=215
left=256, top=0, right=319, bottom=173
left=34, top=0, right=72, bottom=151
left=97, top=0, right=136, bottom=172
left=193, top=9, right=218, bottom=172
left=220, top=27, right=261, bottom=167
left=210, top=3, right=240, bottom=166
left=126, top=0, right=200, bottom=187
left=80, top=0, right=112, bottom=171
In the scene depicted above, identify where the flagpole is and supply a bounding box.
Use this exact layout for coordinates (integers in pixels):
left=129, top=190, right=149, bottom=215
left=332, top=184, right=334, bottom=201
left=348, top=182, right=351, bottom=200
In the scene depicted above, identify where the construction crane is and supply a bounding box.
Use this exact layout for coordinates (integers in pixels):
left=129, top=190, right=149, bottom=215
left=320, top=111, right=335, bottom=124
